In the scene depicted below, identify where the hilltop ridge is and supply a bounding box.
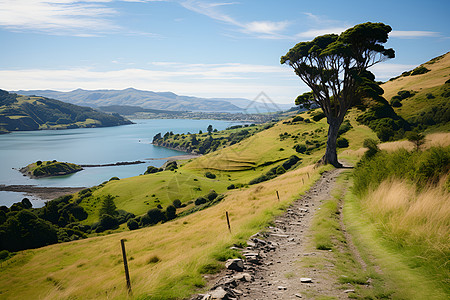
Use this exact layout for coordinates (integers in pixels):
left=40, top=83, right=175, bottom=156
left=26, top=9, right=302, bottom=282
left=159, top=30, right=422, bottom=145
left=0, top=90, right=133, bottom=133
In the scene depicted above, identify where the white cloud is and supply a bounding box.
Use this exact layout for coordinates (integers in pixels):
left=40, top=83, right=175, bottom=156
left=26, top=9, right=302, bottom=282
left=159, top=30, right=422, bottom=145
left=296, top=27, right=347, bottom=39
left=243, top=21, right=289, bottom=35
left=369, top=63, right=416, bottom=80
left=0, top=0, right=162, bottom=36
left=179, top=0, right=289, bottom=37
left=390, top=30, right=440, bottom=38
left=0, top=63, right=302, bottom=103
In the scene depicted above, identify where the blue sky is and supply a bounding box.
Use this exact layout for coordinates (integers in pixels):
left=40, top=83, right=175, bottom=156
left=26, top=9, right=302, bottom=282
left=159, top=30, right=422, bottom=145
left=0, top=0, right=449, bottom=104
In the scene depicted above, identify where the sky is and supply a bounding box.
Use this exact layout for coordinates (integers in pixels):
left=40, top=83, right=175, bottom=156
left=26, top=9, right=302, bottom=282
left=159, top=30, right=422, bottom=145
left=0, top=0, right=449, bottom=104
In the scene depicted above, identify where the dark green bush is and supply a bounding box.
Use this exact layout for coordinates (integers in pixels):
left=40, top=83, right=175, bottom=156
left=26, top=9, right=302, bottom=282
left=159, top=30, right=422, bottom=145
left=426, top=93, right=435, bottom=99
left=165, top=205, right=177, bottom=221
left=172, top=199, right=182, bottom=208
left=391, top=99, right=402, bottom=107
left=311, top=111, right=326, bottom=122
left=336, top=137, right=349, bottom=148
left=165, top=161, right=178, bottom=171
left=293, top=143, right=307, bottom=153
left=195, top=197, right=207, bottom=206
left=397, top=90, right=414, bottom=99
left=127, top=218, right=139, bottom=230
left=146, top=208, right=165, bottom=225
left=411, top=66, right=430, bottom=76
left=416, top=147, right=450, bottom=185
left=292, top=115, right=304, bottom=122
left=205, top=190, right=218, bottom=201
left=204, top=172, right=216, bottom=179
left=337, top=120, right=353, bottom=136
left=96, top=214, right=119, bottom=232
left=145, top=166, right=161, bottom=174
left=276, top=166, right=286, bottom=175
left=109, top=177, right=120, bottom=181
left=227, top=184, right=236, bottom=190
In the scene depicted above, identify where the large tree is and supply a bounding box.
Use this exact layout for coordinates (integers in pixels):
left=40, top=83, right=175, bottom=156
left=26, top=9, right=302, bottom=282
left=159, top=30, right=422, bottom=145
left=281, top=22, right=395, bottom=167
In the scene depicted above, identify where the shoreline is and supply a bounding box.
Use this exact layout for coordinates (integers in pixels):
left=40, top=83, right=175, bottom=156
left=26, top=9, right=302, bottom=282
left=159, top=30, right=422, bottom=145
left=0, top=185, right=86, bottom=201
left=4, top=155, right=200, bottom=203
left=147, top=154, right=201, bottom=161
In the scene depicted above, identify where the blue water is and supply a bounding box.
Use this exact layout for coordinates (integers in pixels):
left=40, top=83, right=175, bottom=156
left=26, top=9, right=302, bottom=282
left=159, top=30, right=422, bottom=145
left=0, top=119, right=240, bottom=207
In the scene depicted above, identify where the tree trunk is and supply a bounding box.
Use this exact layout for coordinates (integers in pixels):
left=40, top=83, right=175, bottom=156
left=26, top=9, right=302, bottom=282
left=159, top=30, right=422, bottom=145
left=319, top=117, right=343, bottom=168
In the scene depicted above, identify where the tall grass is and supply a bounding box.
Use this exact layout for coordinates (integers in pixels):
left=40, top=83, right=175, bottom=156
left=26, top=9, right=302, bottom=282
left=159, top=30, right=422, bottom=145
left=353, top=146, right=450, bottom=293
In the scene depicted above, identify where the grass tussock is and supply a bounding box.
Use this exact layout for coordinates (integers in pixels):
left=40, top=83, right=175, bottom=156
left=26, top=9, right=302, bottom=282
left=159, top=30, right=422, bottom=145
left=353, top=146, right=450, bottom=293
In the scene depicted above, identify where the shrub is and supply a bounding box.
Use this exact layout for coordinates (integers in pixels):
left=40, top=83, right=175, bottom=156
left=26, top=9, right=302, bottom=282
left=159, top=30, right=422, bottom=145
left=146, top=208, right=165, bottom=225
left=336, top=137, right=349, bottom=148
left=411, top=66, right=430, bottom=76
left=416, top=147, right=450, bottom=185
left=165, top=205, right=177, bottom=221
left=205, top=190, right=218, bottom=201
left=391, top=99, right=402, bottom=107
left=172, top=199, right=182, bottom=208
left=293, top=143, right=307, bottom=153
left=227, top=184, right=236, bottom=190
left=292, top=115, right=304, bottom=122
left=362, top=138, right=380, bottom=160
left=337, top=120, right=353, bottom=136
left=36, top=161, right=42, bottom=166
left=165, top=161, right=178, bottom=171
left=0, top=250, right=10, bottom=260
left=397, top=90, right=414, bottom=99
left=145, top=166, right=160, bottom=174
left=127, top=218, right=139, bottom=230
left=21, top=198, right=32, bottom=209
left=96, top=214, right=119, bottom=232
left=426, top=93, right=435, bottom=99
left=311, top=111, right=325, bottom=122
left=109, top=177, right=120, bottom=181
left=276, top=166, right=286, bottom=175
left=282, top=155, right=301, bottom=170
left=204, top=172, right=216, bottom=179
left=195, top=197, right=207, bottom=206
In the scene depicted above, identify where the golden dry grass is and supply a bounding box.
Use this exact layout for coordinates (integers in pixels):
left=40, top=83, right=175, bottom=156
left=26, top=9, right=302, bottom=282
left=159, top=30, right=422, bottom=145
left=379, top=132, right=450, bottom=152
left=362, top=176, right=450, bottom=258
left=381, top=52, right=450, bottom=100
left=0, top=165, right=321, bottom=299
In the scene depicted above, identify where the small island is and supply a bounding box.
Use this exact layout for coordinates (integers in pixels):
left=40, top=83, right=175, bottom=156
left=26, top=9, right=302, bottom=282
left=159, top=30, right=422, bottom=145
left=20, top=160, right=83, bottom=178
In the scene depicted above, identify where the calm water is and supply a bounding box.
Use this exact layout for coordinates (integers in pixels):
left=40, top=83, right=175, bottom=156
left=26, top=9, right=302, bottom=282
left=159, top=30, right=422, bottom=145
left=0, top=119, right=240, bottom=207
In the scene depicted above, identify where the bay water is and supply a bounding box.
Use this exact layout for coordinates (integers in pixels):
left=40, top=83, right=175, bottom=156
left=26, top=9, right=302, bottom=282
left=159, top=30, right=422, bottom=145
left=0, top=119, right=241, bottom=207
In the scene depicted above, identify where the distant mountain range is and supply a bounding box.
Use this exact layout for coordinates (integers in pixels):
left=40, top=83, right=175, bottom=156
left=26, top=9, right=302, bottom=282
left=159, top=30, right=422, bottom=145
left=13, top=88, right=293, bottom=113
left=0, top=90, right=132, bottom=133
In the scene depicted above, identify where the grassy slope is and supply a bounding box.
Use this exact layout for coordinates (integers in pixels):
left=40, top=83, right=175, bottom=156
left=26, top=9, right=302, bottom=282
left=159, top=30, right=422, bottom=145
left=78, top=110, right=337, bottom=225
left=381, top=52, right=450, bottom=132
left=381, top=52, right=450, bottom=101
left=1, top=55, right=448, bottom=299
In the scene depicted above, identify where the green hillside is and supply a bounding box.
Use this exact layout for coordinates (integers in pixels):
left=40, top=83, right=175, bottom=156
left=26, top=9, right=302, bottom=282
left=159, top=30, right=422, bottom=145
left=0, top=53, right=449, bottom=299
left=382, top=52, right=450, bottom=132
left=0, top=90, right=132, bottom=133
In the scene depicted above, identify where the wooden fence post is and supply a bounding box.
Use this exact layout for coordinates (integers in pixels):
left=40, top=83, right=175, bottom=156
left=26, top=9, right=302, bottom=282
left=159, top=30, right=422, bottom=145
left=276, top=190, right=280, bottom=202
left=120, top=239, right=132, bottom=295
left=226, top=211, right=231, bottom=233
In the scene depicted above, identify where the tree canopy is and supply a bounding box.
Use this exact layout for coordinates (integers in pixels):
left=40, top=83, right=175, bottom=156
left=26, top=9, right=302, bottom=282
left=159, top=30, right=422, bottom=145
left=281, top=22, right=395, bottom=167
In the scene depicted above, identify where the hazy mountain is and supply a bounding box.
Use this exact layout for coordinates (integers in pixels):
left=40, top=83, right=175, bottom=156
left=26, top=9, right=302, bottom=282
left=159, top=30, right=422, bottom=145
left=13, top=88, right=292, bottom=113
left=0, top=90, right=132, bottom=133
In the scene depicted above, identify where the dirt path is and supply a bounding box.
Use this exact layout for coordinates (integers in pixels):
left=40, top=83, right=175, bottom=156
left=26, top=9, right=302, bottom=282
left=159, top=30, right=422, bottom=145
left=194, top=167, right=356, bottom=300
left=237, top=168, right=344, bottom=299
